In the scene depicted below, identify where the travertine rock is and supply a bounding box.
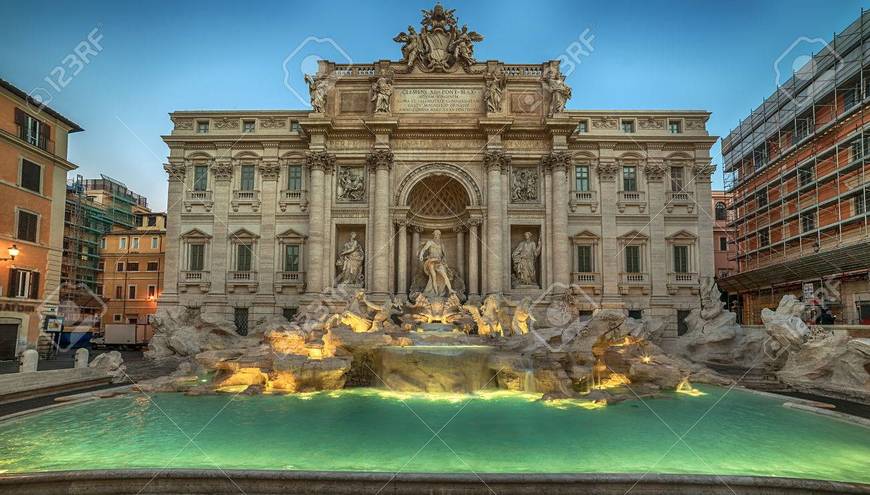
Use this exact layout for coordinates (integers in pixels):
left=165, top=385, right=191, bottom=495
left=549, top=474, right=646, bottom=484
left=145, top=307, right=248, bottom=359
left=777, top=333, right=870, bottom=401
left=761, top=295, right=810, bottom=349
left=89, top=351, right=126, bottom=383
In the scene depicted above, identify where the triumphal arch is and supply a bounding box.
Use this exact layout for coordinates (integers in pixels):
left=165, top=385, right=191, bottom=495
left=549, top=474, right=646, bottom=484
left=161, top=4, right=718, bottom=344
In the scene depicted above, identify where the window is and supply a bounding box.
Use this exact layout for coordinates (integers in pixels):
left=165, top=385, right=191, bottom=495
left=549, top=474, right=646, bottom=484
left=844, top=87, right=859, bottom=110
left=7, top=269, right=39, bottom=299
left=234, top=308, right=249, bottom=336
left=128, top=285, right=137, bottom=300
left=290, top=120, right=302, bottom=133
left=624, top=245, right=641, bottom=273
left=577, top=245, right=593, bottom=272
left=115, top=286, right=123, bottom=299
left=147, top=261, right=159, bottom=271
left=673, top=245, right=689, bottom=273
left=798, top=163, right=814, bottom=186
left=147, top=285, right=157, bottom=299
left=242, top=120, right=255, bottom=133
left=851, top=138, right=865, bottom=162
left=96, top=284, right=103, bottom=296
left=621, top=120, right=635, bottom=133
left=126, top=262, right=139, bottom=272
left=759, top=228, right=769, bottom=247
left=752, top=143, right=768, bottom=170
left=856, top=189, right=870, bottom=215
left=801, top=210, right=816, bottom=232
left=14, top=109, right=50, bottom=151
left=287, top=165, right=303, bottom=190
left=98, top=262, right=105, bottom=271
left=795, top=115, right=813, bottom=141
left=622, top=166, right=637, bottom=192
left=236, top=243, right=253, bottom=271
left=715, top=202, right=727, bottom=221
left=16, top=210, right=38, bottom=242
left=283, top=307, right=297, bottom=321
left=240, top=165, right=255, bottom=191
left=574, top=165, right=589, bottom=192
left=188, top=244, right=205, bottom=271
left=284, top=244, right=300, bottom=271
left=119, top=237, right=127, bottom=250
left=147, top=215, right=157, bottom=227
left=677, top=310, right=691, bottom=336
left=670, top=166, right=684, bottom=192
left=20, top=160, right=41, bottom=193
left=131, top=237, right=140, bottom=250
left=576, top=120, right=588, bottom=133
left=113, top=314, right=122, bottom=322
left=151, top=237, right=159, bottom=249
left=719, top=236, right=728, bottom=251
left=116, top=262, right=124, bottom=272
left=196, top=121, right=209, bottom=133
left=755, top=188, right=767, bottom=207
left=668, top=120, right=682, bottom=134
left=99, top=238, right=106, bottom=249
left=193, top=165, right=208, bottom=191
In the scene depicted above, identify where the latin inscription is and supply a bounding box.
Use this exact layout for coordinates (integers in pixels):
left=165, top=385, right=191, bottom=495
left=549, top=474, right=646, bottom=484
left=395, top=87, right=483, bottom=113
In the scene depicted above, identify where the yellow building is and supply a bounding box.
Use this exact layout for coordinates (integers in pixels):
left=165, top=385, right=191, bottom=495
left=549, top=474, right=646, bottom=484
left=97, top=212, right=166, bottom=329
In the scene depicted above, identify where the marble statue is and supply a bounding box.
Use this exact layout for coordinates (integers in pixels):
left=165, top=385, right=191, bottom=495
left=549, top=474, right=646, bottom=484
left=761, top=294, right=811, bottom=349
left=512, top=232, right=541, bottom=287
left=336, top=232, right=365, bottom=286
left=418, top=229, right=454, bottom=297
left=511, top=297, right=536, bottom=336
left=393, top=4, right=483, bottom=73
left=337, top=167, right=365, bottom=202
left=543, top=69, right=571, bottom=117
left=393, top=26, right=423, bottom=70
left=449, top=25, right=483, bottom=69
left=484, top=68, right=505, bottom=113
left=371, top=75, right=393, bottom=113
left=304, top=74, right=328, bottom=113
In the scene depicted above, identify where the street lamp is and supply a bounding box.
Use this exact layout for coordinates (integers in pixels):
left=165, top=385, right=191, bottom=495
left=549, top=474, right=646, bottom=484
left=0, top=245, right=20, bottom=261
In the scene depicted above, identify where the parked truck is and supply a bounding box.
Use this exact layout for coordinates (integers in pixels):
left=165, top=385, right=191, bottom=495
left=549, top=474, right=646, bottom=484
left=90, top=324, right=154, bottom=350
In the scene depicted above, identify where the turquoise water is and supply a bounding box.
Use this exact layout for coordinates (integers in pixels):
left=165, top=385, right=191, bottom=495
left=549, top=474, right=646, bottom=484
left=0, top=386, right=868, bottom=483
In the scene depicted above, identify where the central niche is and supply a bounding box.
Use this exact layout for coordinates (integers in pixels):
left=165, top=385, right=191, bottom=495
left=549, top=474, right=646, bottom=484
left=408, top=175, right=469, bottom=220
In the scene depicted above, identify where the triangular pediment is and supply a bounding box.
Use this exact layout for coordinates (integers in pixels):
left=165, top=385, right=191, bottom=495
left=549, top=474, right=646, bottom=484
left=180, top=228, right=212, bottom=239
left=230, top=228, right=260, bottom=240
left=572, top=230, right=600, bottom=241
left=618, top=230, right=649, bottom=241
left=277, top=228, right=307, bottom=240
left=666, top=229, right=697, bottom=241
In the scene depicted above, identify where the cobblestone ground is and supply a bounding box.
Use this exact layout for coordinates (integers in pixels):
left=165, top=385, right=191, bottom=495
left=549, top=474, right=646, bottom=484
left=0, top=349, right=179, bottom=382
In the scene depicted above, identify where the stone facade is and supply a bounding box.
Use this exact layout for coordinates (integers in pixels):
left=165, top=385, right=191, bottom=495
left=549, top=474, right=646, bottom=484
left=160, top=6, right=717, bottom=344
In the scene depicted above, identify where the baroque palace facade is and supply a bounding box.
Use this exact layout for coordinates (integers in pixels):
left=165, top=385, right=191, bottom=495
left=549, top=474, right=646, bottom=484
left=161, top=5, right=717, bottom=343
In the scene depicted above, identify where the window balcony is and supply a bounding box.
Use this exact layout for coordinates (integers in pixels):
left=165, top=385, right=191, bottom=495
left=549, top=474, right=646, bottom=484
left=571, top=272, right=601, bottom=294
left=180, top=271, right=210, bottom=293
left=184, top=190, right=213, bottom=212
left=617, top=190, right=646, bottom=213
left=569, top=190, right=598, bottom=212
left=619, top=272, right=649, bottom=294
left=227, top=271, right=258, bottom=293
left=667, top=272, right=699, bottom=294
left=278, top=189, right=308, bottom=212
left=232, top=190, right=261, bottom=212
left=274, top=271, right=305, bottom=293
left=666, top=190, right=696, bottom=213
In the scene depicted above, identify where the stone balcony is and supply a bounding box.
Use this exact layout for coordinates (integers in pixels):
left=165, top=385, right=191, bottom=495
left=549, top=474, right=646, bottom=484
left=666, top=190, right=696, bottom=213
left=618, top=272, right=650, bottom=294
left=667, top=272, right=699, bottom=294
left=232, top=190, right=261, bottom=212
left=278, top=189, right=308, bottom=212
left=227, top=271, right=258, bottom=293
left=571, top=272, right=601, bottom=294
left=180, top=271, right=210, bottom=293
left=274, top=271, right=305, bottom=293
left=184, top=190, right=213, bottom=212
left=617, top=190, right=646, bottom=213
left=569, top=190, right=598, bottom=213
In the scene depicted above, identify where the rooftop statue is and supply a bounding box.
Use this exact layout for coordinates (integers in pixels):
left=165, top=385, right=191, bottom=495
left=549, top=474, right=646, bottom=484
left=394, top=4, right=483, bottom=72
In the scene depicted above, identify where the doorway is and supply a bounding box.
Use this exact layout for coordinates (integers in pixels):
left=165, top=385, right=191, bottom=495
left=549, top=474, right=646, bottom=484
left=0, top=323, right=19, bottom=360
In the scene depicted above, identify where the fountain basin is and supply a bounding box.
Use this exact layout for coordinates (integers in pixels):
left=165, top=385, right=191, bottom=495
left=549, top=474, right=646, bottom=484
left=377, top=345, right=495, bottom=393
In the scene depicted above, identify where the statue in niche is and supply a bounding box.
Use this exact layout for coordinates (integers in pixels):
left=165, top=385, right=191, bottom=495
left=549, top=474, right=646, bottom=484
left=485, top=68, right=505, bottom=113
left=543, top=69, right=571, bottom=117
left=511, top=168, right=538, bottom=202
left=336, top=232, right=365, bottom=286
left=512, top=232, right=542, bottom=287
left=337, top=167, right=365, bottom=201
left=304, top=74, right=329, bottom=113
left=371, top=75, right=393, bottom=113
left=418, top=229, right=454, bottom=297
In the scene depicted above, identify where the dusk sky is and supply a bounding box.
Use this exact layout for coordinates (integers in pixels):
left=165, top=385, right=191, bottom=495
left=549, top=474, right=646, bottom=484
left=1, top=0, right=865, bottom=210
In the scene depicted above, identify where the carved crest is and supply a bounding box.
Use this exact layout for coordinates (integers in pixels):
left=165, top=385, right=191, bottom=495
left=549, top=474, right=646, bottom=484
left=393, top=4, right=483, bottom=73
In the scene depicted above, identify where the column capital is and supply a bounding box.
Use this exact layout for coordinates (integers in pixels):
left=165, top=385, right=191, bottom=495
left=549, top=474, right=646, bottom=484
left=541, top=151, right=572, bottom=172
left=644, top=160, right=667, bottom=182
left=692, top=160, right=717, bottom=182
left=366, top=148, right=394, bottom=172
left=411, top=224, right=425, bottom=234
left=306, top=150, right=336, bottom=173
left=212, top=160, right=233, bottom=181
left=483, top=149, right=511, bottom=173
left=163, top=162, right=186, bottom=182
left=393, top=216, right=409, bottom=228
left=595, top=158, right=619, bottom=181
left=466, top=217, right=482, bottom=227
left=259, top=161, right=281, bottom=181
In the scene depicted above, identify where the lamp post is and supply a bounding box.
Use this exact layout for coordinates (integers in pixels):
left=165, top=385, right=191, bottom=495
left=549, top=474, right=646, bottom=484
left=0, top=245, right=20, bottom=261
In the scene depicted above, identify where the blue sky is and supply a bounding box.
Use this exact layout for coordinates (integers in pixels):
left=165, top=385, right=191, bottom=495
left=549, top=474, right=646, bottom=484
left=1, top=0, right=866, bottom=210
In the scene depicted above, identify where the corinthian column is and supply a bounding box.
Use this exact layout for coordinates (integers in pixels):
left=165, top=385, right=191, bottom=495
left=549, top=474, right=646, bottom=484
left=161, top=161, right=186, bottom=306
left=367, top=148, right=393, bottom=295
left=467, top=218, right=480, bottom=297
left=484, top=150, right=510, bottom=295
left=305, top=151, right=334, bottom=293
left=395, top=218, right=408, bottom=296
left=544, top=151, right=571, bottom=288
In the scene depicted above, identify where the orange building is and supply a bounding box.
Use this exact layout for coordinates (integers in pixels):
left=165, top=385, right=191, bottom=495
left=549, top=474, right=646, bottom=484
left=0, top=79, right=82, bottom=359
left=720, top=12, right=870, bottom=324
left=97, top=212, right=166, bottom=329
left=712, top=190, right=737, bottom=280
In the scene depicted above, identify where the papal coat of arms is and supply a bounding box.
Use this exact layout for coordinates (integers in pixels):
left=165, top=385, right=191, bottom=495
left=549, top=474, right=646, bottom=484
left=393, top=4, right=483, bottom=72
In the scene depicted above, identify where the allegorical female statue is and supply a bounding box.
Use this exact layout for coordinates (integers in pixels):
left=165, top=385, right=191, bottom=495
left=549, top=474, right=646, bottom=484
left=336, top=231, right=364, bottom=285
left=418, top=229, right=454, bottom=297
left=511, top=232, right=541, bottom=287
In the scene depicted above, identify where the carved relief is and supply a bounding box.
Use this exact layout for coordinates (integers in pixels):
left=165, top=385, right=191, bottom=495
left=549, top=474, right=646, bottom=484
left=213, top=118, right=239, bottom=130
left=511, top=168, right=539, bottom=202
left=596, top=159, right=620, bottom=181
left=685, top=118, right=706, bottom=130
left=644, top=160, right=667, bottom=181
left=393, top=4, right=483, bottom=73
left=212, top=161, right=233, bottom=181
left=592, top=116, right=618, bottom=129
left=259, top=161, right=281, bottom=181
left=638, top=117, right=665, bottom=130
left=337, top=167, right=366, bottom=202
left=260, top=117, right=287, bottom=129
left=171, top=118, right=193, bottom=130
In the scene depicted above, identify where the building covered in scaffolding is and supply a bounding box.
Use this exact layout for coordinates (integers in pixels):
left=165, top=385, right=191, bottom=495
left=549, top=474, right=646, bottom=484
left=719, top=11, right=870, bottom=325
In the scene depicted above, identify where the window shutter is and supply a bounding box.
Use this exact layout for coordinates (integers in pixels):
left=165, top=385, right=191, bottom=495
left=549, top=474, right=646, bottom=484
left=29, top=272, right=40, bottom=299
left=8, top=269, right=18, bottom=297
left=41, top=122, right=51, bottom=141
left=14, top=108, right=26, bottom=127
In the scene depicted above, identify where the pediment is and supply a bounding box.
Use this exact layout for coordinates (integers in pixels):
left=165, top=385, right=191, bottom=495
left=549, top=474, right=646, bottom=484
left=231, top=228, right=260, bottom=240
left=572, top=230, right=600, bottom=241
left=617, top=230, right=649, bottom=241
left=180, top=228, right=212, bottom=239
left=666, top=229, right=697, bottom=241
left=277, top=228, right=307, bottom=240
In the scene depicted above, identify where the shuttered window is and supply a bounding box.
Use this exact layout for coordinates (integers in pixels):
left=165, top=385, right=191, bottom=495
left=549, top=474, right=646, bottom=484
left=16, top=210, right=38, bottom=242
left=7, top=269, right=39, bottom=299
left=20, top=160, right=41, bottom=193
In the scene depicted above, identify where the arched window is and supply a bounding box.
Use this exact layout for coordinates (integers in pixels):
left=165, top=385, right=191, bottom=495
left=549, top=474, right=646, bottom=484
left=715, top=202, right=727, bottom=221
